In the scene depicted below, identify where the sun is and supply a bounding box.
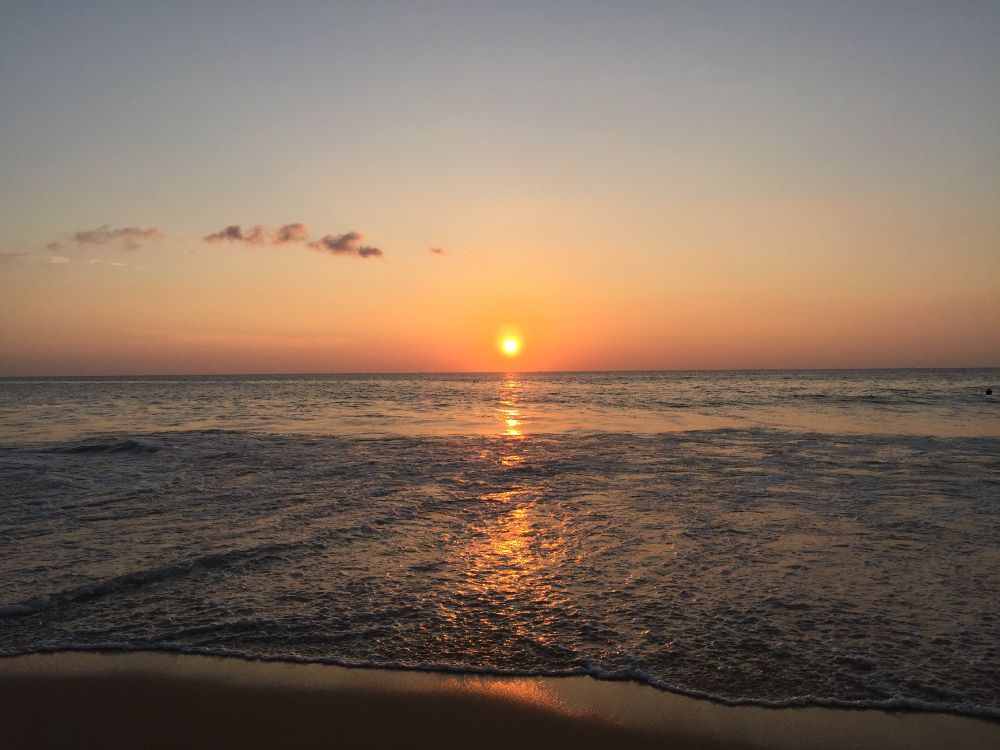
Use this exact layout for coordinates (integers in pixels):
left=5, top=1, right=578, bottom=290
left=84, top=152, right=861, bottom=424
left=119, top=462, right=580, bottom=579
left=501, top=337, right=521, bottom=356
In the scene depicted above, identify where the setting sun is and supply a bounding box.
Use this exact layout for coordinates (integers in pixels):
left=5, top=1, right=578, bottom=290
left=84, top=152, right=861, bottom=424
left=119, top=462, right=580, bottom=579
left=501, top=338, right=520, bottom=356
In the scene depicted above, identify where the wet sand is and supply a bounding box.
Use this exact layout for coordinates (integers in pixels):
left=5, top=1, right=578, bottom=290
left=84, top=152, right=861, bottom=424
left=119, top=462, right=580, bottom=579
left=0, top=651, right=997, bottom=749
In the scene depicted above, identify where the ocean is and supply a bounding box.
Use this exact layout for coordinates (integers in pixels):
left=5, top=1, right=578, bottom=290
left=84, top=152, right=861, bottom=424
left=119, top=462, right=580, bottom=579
left=1, top=370, right=998, bottom=717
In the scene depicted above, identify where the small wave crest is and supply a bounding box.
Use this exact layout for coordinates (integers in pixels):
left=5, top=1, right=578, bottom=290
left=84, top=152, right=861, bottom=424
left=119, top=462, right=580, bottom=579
left=0, top=542, right=295, bottom=620
left=50, top=439, right=161, bottom=455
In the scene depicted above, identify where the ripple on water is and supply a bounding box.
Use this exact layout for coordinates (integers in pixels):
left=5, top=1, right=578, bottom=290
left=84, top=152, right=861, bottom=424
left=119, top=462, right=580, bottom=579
left=1, top=424, right=998, bottom=717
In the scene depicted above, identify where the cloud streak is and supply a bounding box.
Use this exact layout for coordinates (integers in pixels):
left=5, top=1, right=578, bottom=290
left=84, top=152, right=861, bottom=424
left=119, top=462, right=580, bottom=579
left=204, top=223, right=383, bottom=258
left=44, top=221, right=387, bottom=260
left=203, top=223, right=308, bottom=246
left=273, top=223, right=309, bottom=244
left=71, top=225, right=165, bottom=250
left=307, top=232, right=383, bottom=258
left=429, top=246, right=446, bottom=256
left=49, top=255, right=102, bottom=265
left=204, top=224, right=268, bottom=244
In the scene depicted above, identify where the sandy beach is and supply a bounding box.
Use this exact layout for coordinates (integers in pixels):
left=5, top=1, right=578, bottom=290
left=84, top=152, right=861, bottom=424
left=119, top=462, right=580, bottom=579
left=0, top=651, right=996, bottom=749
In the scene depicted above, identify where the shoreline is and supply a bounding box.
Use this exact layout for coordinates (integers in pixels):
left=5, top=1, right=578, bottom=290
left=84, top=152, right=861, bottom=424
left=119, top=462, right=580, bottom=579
left=3, top=645, right=997, bottom=720
left=1, top=651, right=997, bottom=749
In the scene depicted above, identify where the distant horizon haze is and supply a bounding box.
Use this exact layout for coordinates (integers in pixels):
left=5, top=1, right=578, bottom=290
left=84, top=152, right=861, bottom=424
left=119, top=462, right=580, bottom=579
left=1, top=365, right=998, bottom=380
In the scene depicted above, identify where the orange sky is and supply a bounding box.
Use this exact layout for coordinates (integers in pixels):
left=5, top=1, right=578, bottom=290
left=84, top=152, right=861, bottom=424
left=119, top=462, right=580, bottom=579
left=1, top=4, right=998, bottom=374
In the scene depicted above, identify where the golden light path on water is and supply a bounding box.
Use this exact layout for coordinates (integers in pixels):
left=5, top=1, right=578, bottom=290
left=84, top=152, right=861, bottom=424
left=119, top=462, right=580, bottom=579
left=436, top=375, right=576, bottom=665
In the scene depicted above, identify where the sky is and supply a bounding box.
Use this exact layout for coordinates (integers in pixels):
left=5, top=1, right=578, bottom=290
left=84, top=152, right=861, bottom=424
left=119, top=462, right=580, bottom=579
left=1, top=1, right=998, bottom=375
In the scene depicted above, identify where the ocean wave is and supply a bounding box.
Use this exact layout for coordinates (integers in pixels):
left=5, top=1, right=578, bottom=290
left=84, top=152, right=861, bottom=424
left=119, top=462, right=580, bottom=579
left=2, top=422, right=998, bottom=721
left=0, top=542, right=296, bottom=620
left=49, top=439, right=161, bottom=455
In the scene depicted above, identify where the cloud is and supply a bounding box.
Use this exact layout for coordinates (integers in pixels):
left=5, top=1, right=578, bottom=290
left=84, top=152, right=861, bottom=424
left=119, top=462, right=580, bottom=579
left=46, top=242, right=63, bottom=252
left=429, top=246, right=446, bottom=255
left=0, top=251, right=28, bottom=264
left=204, top=222, right=312, bottom=246
left=308, top=231, right=360, bottom=253
left=273, top=223, right=309, bottom=244
left=203, top=224, right=267, bottom=244
left=71, top=225, right=165, bottom=250
left=203, top=223, right=384, bottom=258
left=307, top=232, right=383, bottom=258
left=48, top=255, right=102, bottom=265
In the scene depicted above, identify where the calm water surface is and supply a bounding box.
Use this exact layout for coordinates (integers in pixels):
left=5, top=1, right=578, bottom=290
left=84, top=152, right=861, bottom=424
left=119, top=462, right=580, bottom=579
left=1, top=369, right=997, bottom=441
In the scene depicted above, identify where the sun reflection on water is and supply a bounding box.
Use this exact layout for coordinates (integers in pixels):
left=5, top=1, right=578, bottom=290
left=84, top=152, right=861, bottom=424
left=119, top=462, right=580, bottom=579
left=436, top=375, right=574, bottom=653
left=498, top=375, right=525, bottom=465
left=461, top=499, right=571, bottom=644
left=445, top=377, right=575, bottom=649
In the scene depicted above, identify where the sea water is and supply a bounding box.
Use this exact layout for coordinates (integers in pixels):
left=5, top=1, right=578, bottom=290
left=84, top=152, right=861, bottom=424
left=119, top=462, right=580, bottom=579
left=1, top=370, right=997, bottom=717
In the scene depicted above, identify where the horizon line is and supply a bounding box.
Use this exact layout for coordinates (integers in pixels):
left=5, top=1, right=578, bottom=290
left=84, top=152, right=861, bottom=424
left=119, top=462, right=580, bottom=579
left=2, top=365, right=998, bottom=379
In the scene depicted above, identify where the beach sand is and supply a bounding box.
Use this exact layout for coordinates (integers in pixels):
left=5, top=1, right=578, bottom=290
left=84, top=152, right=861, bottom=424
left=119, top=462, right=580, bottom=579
left=0, top=651, right=997, bottom=749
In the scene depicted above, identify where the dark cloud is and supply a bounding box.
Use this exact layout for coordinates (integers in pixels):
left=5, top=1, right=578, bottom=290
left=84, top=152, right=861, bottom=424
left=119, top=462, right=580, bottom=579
left=429, top=247, right=446, bottom=255
left=72, top=225, right=165, bottom=250
left=203, top=224, right=267, bottom=245
left=204, top=223, right=383, bottom=258
left=0, top=251, right=28, bottom=264
left=46, top=242, right=63, bottom=252
left=308, top=231, right=361, bottom=253
left=204, top=222, right=310, bottom=246
left=308, top=232, right=383, bottom=259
